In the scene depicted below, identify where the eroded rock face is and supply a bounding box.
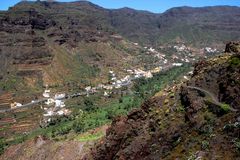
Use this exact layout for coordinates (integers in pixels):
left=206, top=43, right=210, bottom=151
left=225, top=41, right=240, bottom=54
left=0, top=7, right=54, bottom=86
left=0, top=13, right=51, bottom=71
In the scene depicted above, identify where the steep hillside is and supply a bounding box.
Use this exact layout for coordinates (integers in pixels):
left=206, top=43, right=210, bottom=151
left=90, top=43, right=240, bottom=159
left=0, top=1, right=240, bottom=94
left=0, top=1, right=144, bottom=94
left=156, top=6, right=240, bottom=45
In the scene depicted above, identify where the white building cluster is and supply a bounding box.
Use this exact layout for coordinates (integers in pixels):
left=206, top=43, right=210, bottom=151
left=172, top=63, right=183, bottom=67
left=204, top=47, right=217, bottom=53
left=42, top=89, right=50, bottom=98
left=173, top=44, right=189, bottom=52
left=80, top=67, right=156, bottom=97
left=43, top=108, right=71, bottom=117
left=10, top=102, right=22, bottom=109
left=42, top=89, right=70, bottom=118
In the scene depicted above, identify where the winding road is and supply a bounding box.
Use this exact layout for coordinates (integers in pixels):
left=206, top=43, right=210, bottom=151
left=187, top=86, right=238, bottom=112
left=0, top=98, right=48, bottom=113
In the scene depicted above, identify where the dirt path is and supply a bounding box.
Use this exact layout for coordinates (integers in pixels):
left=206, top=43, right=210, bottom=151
left=187, top=86, right=238, bottom=112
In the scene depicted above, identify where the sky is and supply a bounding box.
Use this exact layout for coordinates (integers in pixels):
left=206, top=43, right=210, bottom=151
left=1, top=0, right=240, bottom=13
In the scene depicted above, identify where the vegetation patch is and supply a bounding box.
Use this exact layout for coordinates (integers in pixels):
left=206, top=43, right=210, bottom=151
left=76, top=131, right=104, bottom=142
left=201, top=140, right=210, bottom=150
left=229, top=56, right=240, bottom=67
left=220, top=103, right=231, bottom=113
left=233, top=139, right=240, bottom=152
left=0, top=138, right=5, bottom=155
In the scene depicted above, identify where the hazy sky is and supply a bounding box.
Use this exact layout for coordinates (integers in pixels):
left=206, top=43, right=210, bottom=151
left=1, top=0, right=240, bottom=13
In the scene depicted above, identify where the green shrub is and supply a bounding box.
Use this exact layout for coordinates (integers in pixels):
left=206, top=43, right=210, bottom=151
left=83, top=97, right=95, bottom=111
left=0, top=138, right=6, bottom=155
left=201, top=140, right=210, bottom=150
left=229, top=57, right=240, bottom=67
left=234, top=139, right=240, bottom=152
left=55, top=126, right=71, bottom=136
left=73, top=118, right=85, bottom=133
left=77, top=131, right=104, bottom=142
left=187, top=152, right=197, bottom=160
left=176, top=105, right=185, bottom=112
left=220, top=103, right=231, bottom=113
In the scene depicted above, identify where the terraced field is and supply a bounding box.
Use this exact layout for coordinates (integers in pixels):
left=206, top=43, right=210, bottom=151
left=0, top=93, right=13, bottom=110
left=0, top=95, right=43, bottom=139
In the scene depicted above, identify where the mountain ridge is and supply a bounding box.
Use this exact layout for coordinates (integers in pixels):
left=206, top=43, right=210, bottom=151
left=6, top=1, right=240, bottom=45
left=12, top=1, right=240, bottom=13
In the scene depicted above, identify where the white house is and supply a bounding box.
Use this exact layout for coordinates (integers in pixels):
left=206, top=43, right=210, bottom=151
left=85, top=86, right=92, bottom=92
left=144, top=71, right=153, bottom=78
left=183, top=76, right=189, bottom=80
left=115, top=84, right=121, bottom=89
left=172, top=63, right=183, bottom=67
left=54, top=93, right=66, bottom=100
left=57, top=109, right=71, bottom=116
left=44, top=110, right=54, bottom=117
left=55, top=100, right=65, bottom=108
left=10, top=102, right=22, bottom=109
left=97, top=84, right=104, bottom=89
left=43, top=89, right=50, bottom=98
left=45, top=98, right=55, bottom=105
left=151, top=67, right=161, bottom=73
left=57, top=110, right=64, bottom=116
left=104, top=91, right=109, bottom=97
left=111, top=77, right=117, bottom=81
left=16, top=103, right=22, bottom=107
left=148, top=47, right=155, bottom=52
left=103, top=85, right=113, bottom=90
left=126, top=69, right=134, bottom=74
